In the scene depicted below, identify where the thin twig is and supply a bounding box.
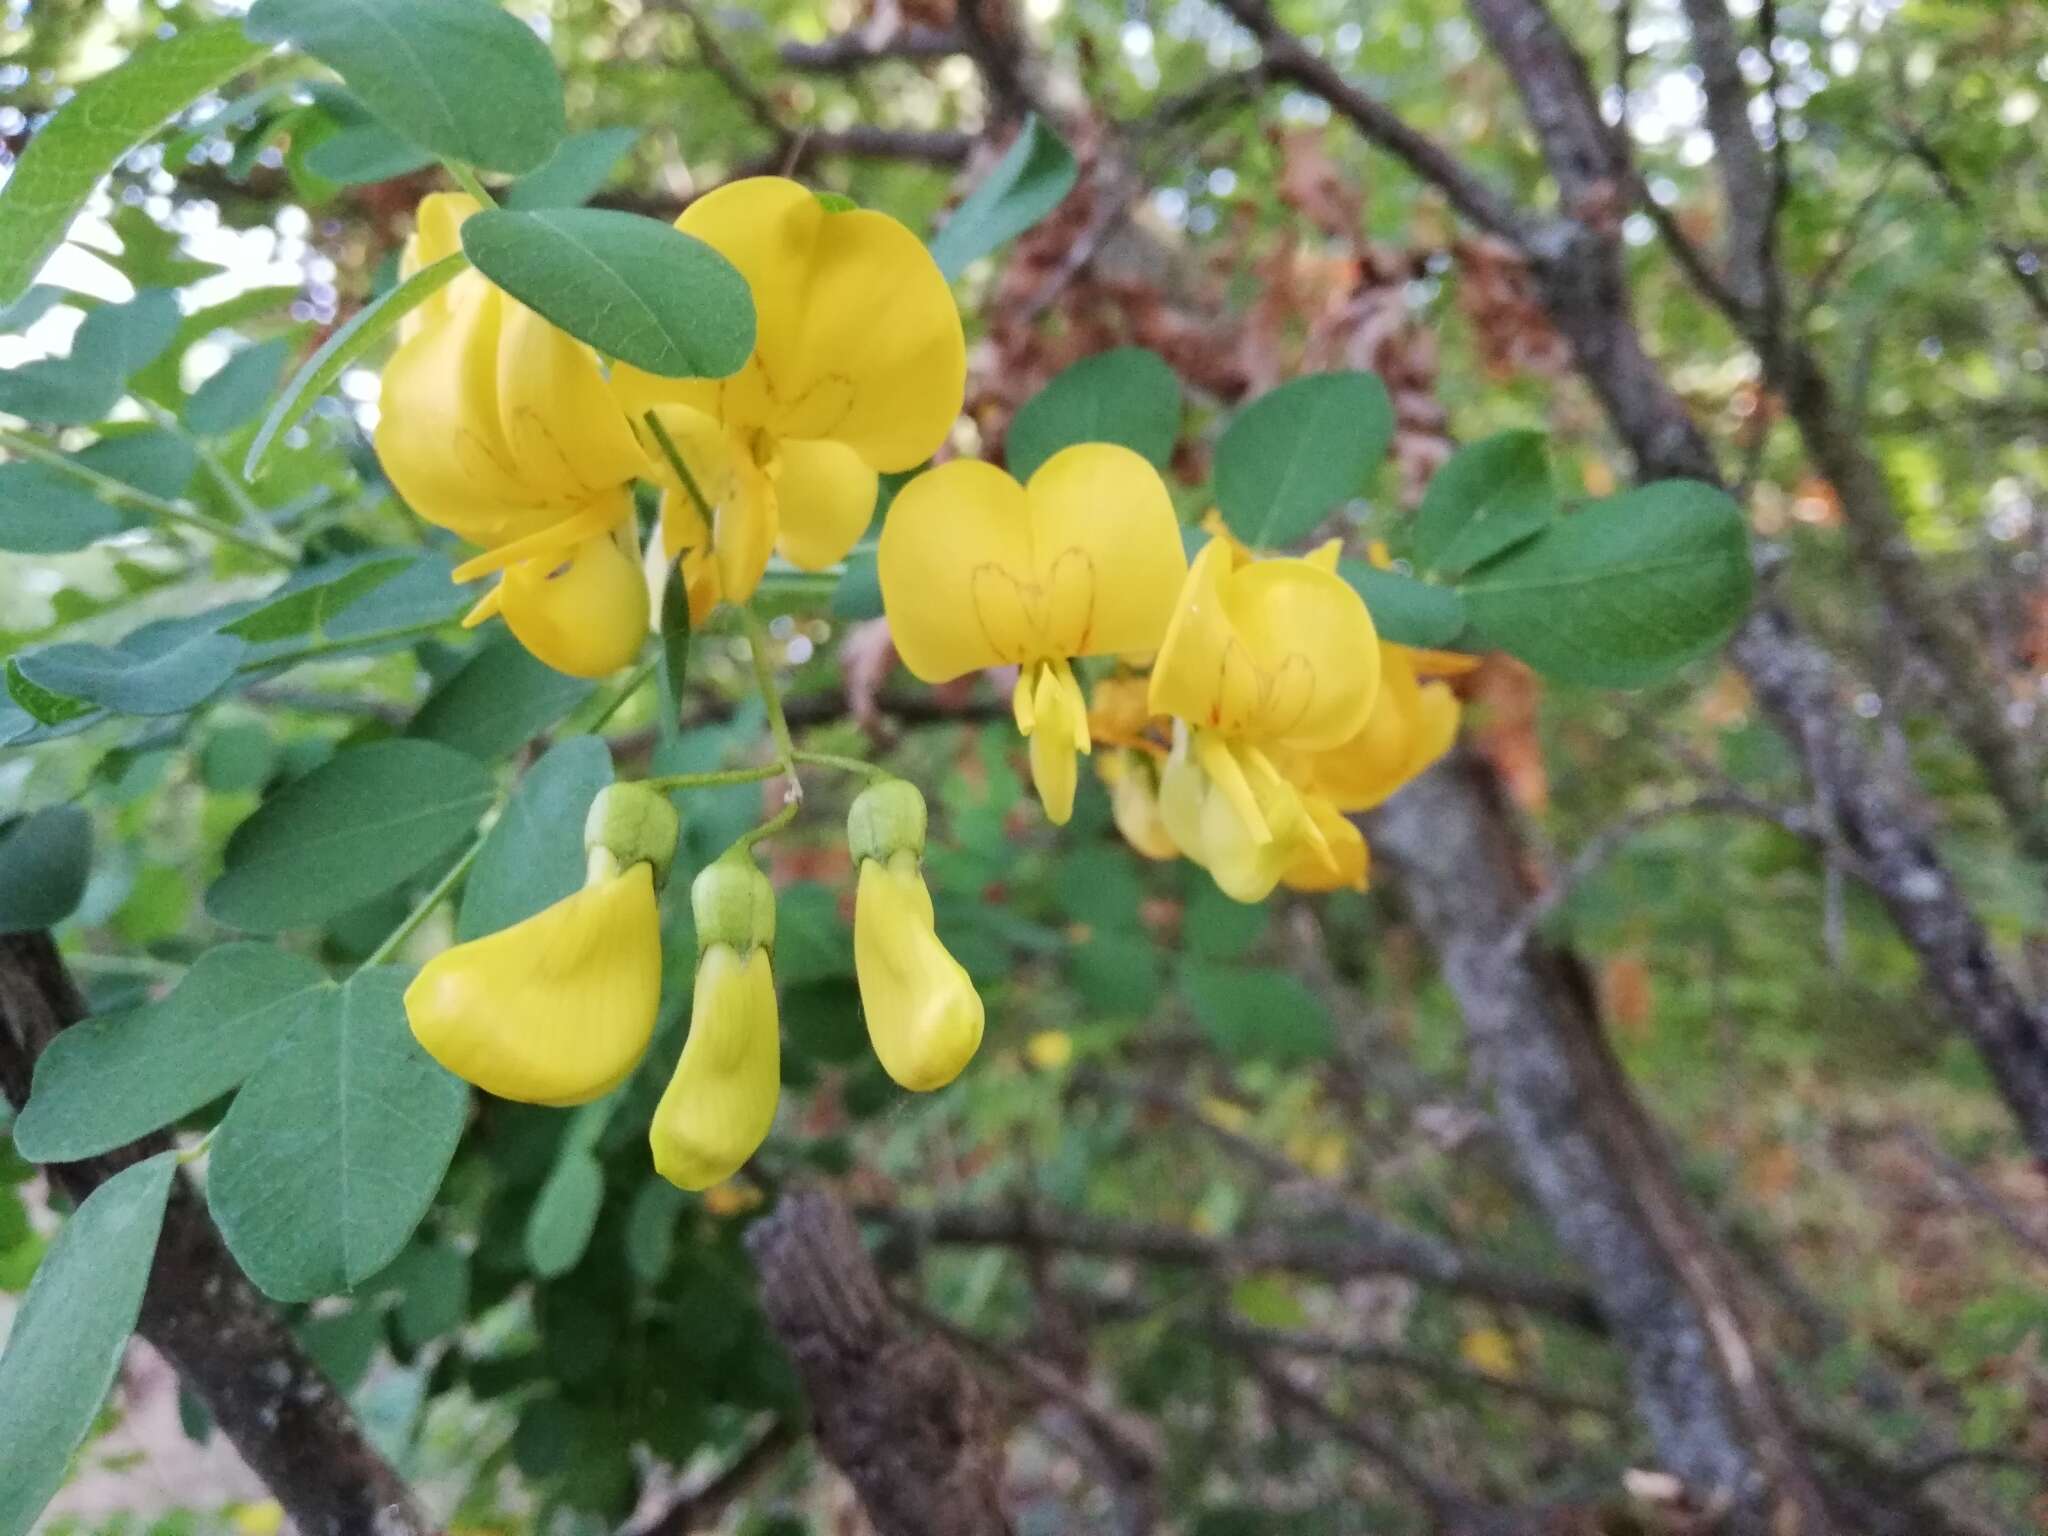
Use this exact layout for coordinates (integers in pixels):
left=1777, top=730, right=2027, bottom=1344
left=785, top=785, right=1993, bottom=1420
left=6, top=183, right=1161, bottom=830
left=0, top=425, right=297, bottom=567
left=1498, top=789, right=1826, bottom=960
left=628, top=1418, right=796, bottom=1536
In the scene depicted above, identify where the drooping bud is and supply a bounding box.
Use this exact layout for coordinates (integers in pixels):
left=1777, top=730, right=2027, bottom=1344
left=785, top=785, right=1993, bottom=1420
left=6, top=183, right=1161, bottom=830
left=852, top=851, right=984, bottom=1092
left=583, top=781, right=682, bottom=889
left=690, top=852, right=776, bottom=955
left=649, top=854, right=781, bottom=1191
left=846, top=778, right=927, bottom=865
left=404, top=864, right=661, bottom=1107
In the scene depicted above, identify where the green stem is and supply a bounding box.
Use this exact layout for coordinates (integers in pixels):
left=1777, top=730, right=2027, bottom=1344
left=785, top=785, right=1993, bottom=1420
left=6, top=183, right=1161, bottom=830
left=726, top=800, right=799, bottom=858
left=140, top=399, right=284, bottom=552
left=586, top=656, right=658, bottom=733
left=237, top=617, right=459, bottom=675
left=640, top=410, right=808, bottom=803
left=359, top=828, right=492, bottom=970
left=640, top=762, right=784, bottom=793
left=737, top=603, right=800, bottom=799
left=792, top=749, right=889, bottom=783
left=0, top=426, right=297, bottom=568
left=641, top=409, right=718, bottom=527
left=443, top=160, right=499, bottom=209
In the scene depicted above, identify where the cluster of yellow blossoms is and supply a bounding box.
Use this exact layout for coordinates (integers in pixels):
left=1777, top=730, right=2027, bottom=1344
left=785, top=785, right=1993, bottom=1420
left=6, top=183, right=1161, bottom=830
left=376, top=176, right=1462, bottom=1192
left=880, top=475, right=1465, bottom=902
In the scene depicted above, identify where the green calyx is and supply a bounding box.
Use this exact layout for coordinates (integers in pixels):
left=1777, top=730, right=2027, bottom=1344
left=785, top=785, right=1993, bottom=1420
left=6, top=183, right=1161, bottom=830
left=692, top=854, right=775, bottom=956
left=847, top=779, right=927, bottom=865
left=584, top=782, right=682, bottom=889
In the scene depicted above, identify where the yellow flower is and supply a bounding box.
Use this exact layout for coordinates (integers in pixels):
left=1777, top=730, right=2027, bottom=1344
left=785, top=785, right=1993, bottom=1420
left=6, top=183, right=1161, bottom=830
left=1148, top=535, right=1379, bottom=751
left=1147, top=535, right=1378, bottom=899
left=229, top=1503, right=285, bottom=1536
left=404, top=859, right=661, bottom=1106
left=702, top=1178, right=765, bottom=1217
left=1097, top=748, right=1179, bottom=861
left=1291, top=642, right=1464, bottom=811
left=1024, top=1030, right=1074, bottom=1071
left=1281, top=794, right=1370, bottom=894
left=375, top=193, right=651, bottom=677
left=1159, top=725, right=1335, bottom=902
left=847, top=781, right=983, bottom=1090
left=879, top=445, right=1188, bottom=822
left=650, top=857, right=781, bottom=1191
left=613, top=178, right=966, bottom=617
left=1086, top=671, right=1161, bottom=748
left=855, top=853, right=985, bottom=1090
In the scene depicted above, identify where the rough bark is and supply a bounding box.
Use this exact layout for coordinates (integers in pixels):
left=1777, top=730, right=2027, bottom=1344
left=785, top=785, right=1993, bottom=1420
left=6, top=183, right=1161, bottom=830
left=1456, top=0, right=2048, bottom=1163
left=861, top=1200, right=1601, bottom=1326
left=1677, top=0, right=2046, bottom=861
left=1369, top=759, right=1830, bottom=1533
left=0, top=932, right=431, bottom=1536
left=744, top=1188, right=1014, bottom=1536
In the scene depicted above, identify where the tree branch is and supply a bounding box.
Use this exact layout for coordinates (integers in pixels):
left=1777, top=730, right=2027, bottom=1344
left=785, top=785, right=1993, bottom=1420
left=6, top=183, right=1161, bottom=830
left=0, top=933, right=430, bottom=1536
left=1896, top=124, right=2048, bottom=327
left=1678, top=0, right=1780, bottom=319
left=628, top=1418, right=796, bottom=1536
left=859, top=1199, right=1603, bottom=1327
left=1208, top=0, right=1529, bottom=242
left=779, top=25, right=963, bottom=73
left=745, top=1189, right=1014, bottom=1536
left=1674, top=3, right=2045, bottom=858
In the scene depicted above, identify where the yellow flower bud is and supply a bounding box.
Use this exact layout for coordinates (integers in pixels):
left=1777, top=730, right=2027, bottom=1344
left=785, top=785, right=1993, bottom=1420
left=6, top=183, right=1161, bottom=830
left=404, top=862, right=660, bottom=1106
left=854, top=850, right=984, bottom=1091
left=649, top=857, right=782, bottom=1191
left=650, top=941, right=780, bottom=1191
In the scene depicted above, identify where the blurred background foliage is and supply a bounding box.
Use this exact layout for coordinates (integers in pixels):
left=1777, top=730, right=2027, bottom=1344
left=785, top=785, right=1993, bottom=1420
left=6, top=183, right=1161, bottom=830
left=1, top=0, right=2044, bottom=1532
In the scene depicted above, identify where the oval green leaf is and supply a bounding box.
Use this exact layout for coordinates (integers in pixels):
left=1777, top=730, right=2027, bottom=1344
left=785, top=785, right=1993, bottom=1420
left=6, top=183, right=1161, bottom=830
left=459, top=208, right=754, bottom=379
left=300, top=120, right=436, bottom=186
left=0, top=1153, right=178, bottom=1536
left=928, top=114, right=1077, bottom=281
left=1006, top=347, right=1182, bottom=482
left=207, top=968, right=469, bottom=1300
left=206, top=739, right=495, bottom=933
left=1411, top=429, right=1557, bottom=577
left=504, top=126, right=641, bottom=211
left=1214, top=371, right=1393, bottom=548
left=0, top=23, right=265, bottom=305
left=407, top=633, right=594, bottom=762
left=184, top=337, right=293, bottom=437
left=526, top=1149, right=604, bottom=1279
left=0, top=807, right=92, bottom=934
left=457, top=735, right=611, bottom=941
left=1458, top=479, right=1753, bottom=687
left=14, top=945, right=329, bottom=1163
left=245, top=252, right=467, bottom=478
left=1337, top=559, right=1468, bottom=649
left=0, top=463, right=124, bottom=554
left=14, top=632, right=245, bottom=718
left=243, top=0, right=566, bottom=175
